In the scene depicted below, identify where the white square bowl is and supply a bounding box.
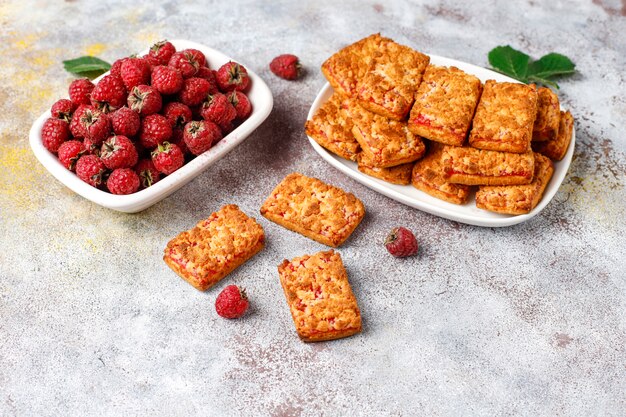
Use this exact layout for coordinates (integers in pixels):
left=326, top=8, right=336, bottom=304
left=29, top=39, right=273, bottom=213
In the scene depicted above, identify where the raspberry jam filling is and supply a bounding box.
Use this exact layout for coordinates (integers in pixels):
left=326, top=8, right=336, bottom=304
left=447, top=169, right=531, bottom=178
left=411, top=114, right=464, bottom=141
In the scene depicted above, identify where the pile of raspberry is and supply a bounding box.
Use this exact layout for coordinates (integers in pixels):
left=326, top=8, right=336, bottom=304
left=41, top=40, right=253, bottom=195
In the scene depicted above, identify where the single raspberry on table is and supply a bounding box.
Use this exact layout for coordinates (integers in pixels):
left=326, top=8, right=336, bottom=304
left=183, top=120, right=221, bottom=155
left=127, top=85, right=162, bottom=116
left=50, top=99, right=75, bottom=122
left=110, top=106, right=141, bottom=137
left=134, top=158, right=161, bottom=188
left=216, top=61, right=250, bottom=92
left=162, top=102, right=192, bottom=129
left=200, top=93, right=237, bottom=127
left=120, top=57, right=152, bottom=91
left=139, top=114, right=172, bottom=149
left=106, top=168, right=140, bottom=195
left=215, top=285, right=249, bottom=319
left=151, top=65, right=183, bottom=95
left=68, top=78, right=95, bottom=106
left=81, top=108, right=111, bottom=146
left=100, top=135, right=138, bottom=169
left=177, top=77, right=211, bottom=107
left=151, top=141, right=184, bottom=175
left=76, top=154, right=107, bottom=187
left=269, top=54, right=302, bottom=80
left=227, top=91, right=252, bottom=120
left=57, top=140, right=85, bottom=171
left=91, top=74, right=127, bottom=113
left=149, top=40, right=176, bottom=65
left=168, top=49, right=206, bottom=78
left=384, top=227, right=419, bottom=258
left=41, top=118, right=70, bottom=153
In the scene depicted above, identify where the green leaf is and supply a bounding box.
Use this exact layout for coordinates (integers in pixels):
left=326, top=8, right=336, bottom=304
left=63, top=56, right=111, bottom=78
left=488, top=45, right=530, bottom=82
left=527, top=52, right=576, bottom=80
left=527, top=75, right=560, bottom=89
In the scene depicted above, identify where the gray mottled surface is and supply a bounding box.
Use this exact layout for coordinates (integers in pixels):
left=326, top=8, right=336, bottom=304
left=1, top=1, right=625, bottom=416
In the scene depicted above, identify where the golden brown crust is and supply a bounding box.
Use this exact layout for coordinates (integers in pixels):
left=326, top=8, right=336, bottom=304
left=532, top=87, right=561, bottom=142
left=469, top=80, right=538, bottom=153
left=476, top=153, right=554, bottom=214
left=305, top=93, right=360, bottom=161
left=408, top=65, right=482, bottom=146
left=277, top=250, right=361, bottom=342
left=532, top=110, right=574, bottom=161
left=411, top=142, right=471, bottom=204
left=442, top=146, right=535, bottom=186
left=321, top=34, right=391, bottom=97
left=260, top=173, right=365, bottom=247
left=346, top=99, right=426, bottom=168
left=356, top=41, right=430, bottom=120
left=163, top=205, right=265, bottom=291
left=357, top=152, right=413, bottom=185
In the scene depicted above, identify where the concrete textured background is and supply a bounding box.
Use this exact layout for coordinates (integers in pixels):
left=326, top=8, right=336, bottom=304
left=1, top=1, right=625, bottom=416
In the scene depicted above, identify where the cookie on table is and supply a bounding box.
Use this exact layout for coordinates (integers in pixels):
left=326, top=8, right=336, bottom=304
left=469, top=80, right=538, bottom=153
left=321, top=33, right=392, bottom=97
left=411, top=142, right=471, bottom=205
left=408, top=65, right=482, bottom=146
left=260, top=173, right=365, bottom=247
left=442, top=145, right=535, bottom=186
left=277, top=250, right=362, bottom=342
left=356, top=40, right=430, bottom=120
left=532, top=87, right=561, bottom=142
left=476, top=153, right=554, bottom=215
left=357, top=152, right=413, bottom=185
left=347, top=100, right=426, bottom=168
left=305, top=93, right=360, bottom=161
left=532, top=110, right=574, bottom=161
left=163, top=204, right=265, bottom=291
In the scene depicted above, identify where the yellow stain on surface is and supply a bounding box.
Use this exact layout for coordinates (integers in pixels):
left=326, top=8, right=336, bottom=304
left=0, top=145, right=43, bottom=211
left=84, top=43, right=107, bottom=57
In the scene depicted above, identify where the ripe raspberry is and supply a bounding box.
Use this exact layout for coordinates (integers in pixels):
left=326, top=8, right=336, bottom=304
left=110, top=57, right=130, bottom=78
left=57, top=140, right=85, bottom=171
left=200, top=93, right=237, bottom=127
left=142, top=53, right=161, bottom=68
left=100, top=135, right=138, bottom=169
left=149, top=40, right=176, bottom=65
left=269, top=54, right=302, bottom=80
left=69, top=104, right=90, bottom=138
left=151, top=141, right=184, bottom=175
left=162, top=102, right=192, bottom=129
left=139, top=114, right=172, bottom=149
left=107, top=168, right=140, bottom=195
left=384, top=227, right=419, bottom=257
left=41, top=118, right=70, bottom=153
left=91, top=74, right=127, bottom=113
left=215, top=285, right=249, bottom=319
left=151, top=65, right=183, bottom=95
left=177, top=77, right=211, bottom=106
left=81, top=108, right=111, bottom=146
left=168, top=49, right=206, bottom=78
left=50, top=99, right=75, bottom=122
left=127, top=85, right=162, bottom=116
left=195, top=66, right=219, bottom=92
left=216, top=61, right=250, bottom=92
left=227, top=91, right=252, bottom=120
left=68, top=78, right=95, bottom=106
left=120, top=57, right=151, bottom=91
left=169, top=128, right=190, bottom=155
left=110, top=106, right=141, bottom=137
left=83, top=136, right=101, bottom=156
left=134, top=158, right=161, bottom=188
left=183, top=120, right=221, bottom=155
left=76, top=154, right=107, bottom=187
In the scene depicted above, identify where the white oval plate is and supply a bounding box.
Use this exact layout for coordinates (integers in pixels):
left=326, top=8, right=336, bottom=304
left=30, top=39, right=273, bottom=213
left=306, top=54, right=575, bottom=227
